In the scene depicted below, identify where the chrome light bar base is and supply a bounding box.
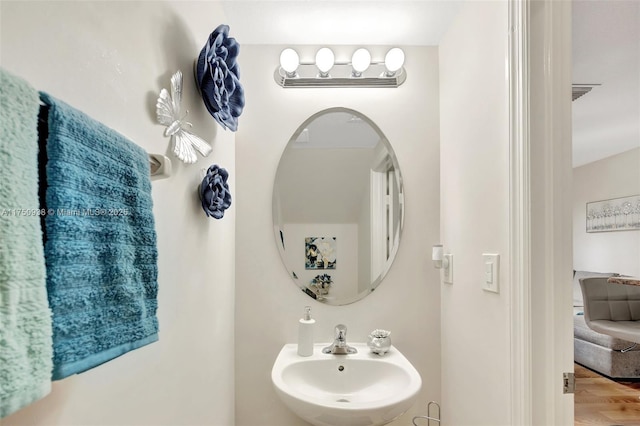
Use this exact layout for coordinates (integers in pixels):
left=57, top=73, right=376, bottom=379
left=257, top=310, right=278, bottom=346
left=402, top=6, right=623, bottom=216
left=274, top=62, right=406, bottom=88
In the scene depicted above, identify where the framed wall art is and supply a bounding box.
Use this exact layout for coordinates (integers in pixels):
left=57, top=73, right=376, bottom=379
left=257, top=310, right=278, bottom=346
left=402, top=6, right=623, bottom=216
left=586, top=194, right=640, bottom=233
left=305, top=237, right=336, bottom=269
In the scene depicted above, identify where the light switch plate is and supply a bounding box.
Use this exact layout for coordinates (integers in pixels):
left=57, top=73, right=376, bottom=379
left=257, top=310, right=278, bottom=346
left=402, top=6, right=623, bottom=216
left=482, top=253, right=499, bottom=293
left=443, top=254, right=453, bottom=284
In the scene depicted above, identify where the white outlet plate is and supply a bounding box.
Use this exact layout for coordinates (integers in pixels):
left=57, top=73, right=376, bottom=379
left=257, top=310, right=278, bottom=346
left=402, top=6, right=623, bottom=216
left=443, top=254, right=453, bottom=284
left=482, top=253, right=499, bottom=293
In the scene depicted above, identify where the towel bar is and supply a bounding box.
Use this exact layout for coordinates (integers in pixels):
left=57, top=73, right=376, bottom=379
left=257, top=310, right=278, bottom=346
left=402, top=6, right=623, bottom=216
left=149, top=154, right=171, bottom=180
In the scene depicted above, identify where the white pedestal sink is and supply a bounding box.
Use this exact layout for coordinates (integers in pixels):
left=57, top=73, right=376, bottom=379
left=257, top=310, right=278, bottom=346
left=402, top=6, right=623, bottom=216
left=271, top=343, right=422, bottom=426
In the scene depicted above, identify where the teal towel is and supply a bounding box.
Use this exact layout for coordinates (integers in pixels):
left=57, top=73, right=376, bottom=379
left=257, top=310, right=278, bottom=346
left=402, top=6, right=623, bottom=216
left=39, top=92, right=159, bottom=380
left=0, top=69, right=53, bottom=418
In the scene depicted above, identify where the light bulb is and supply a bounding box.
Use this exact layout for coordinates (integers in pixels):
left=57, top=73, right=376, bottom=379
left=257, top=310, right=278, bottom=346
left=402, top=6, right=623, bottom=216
left=280, top=48, right=299, bottom=76
left=384, top=47, right=405, bottom=76
left=315, top=47, right=335, bottom=76
left=351, top=48, right=371, bottom=76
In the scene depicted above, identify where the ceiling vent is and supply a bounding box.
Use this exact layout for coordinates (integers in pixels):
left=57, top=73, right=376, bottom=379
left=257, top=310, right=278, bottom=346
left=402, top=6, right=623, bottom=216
left=572, top=84, right=601, bottom=101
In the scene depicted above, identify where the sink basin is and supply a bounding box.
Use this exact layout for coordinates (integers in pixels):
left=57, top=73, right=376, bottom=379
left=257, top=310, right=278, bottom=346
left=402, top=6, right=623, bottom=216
left=271, top=343, right=422, bottom=426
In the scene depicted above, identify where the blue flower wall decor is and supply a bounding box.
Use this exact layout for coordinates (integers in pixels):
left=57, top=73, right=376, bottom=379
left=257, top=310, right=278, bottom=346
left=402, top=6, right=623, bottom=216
left=195, top=24, right=245, bottom=132
left=199, top=164, right=232, bottom=219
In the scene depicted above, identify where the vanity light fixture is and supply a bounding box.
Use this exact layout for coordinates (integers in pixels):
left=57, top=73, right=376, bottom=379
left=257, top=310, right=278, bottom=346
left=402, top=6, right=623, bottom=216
left=279, top=48, right=300, bottom=77
left=315, top=47, right=335, bottom=77
left=274, top=47, right=407, bottom=88
left=351, top=48, right=372, bottom=77
left=384, top=47, right=405, bottom=77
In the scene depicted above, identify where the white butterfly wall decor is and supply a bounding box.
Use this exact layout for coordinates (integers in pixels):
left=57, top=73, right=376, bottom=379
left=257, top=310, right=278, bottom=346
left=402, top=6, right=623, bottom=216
left=156, top=70, right=212, bottom=164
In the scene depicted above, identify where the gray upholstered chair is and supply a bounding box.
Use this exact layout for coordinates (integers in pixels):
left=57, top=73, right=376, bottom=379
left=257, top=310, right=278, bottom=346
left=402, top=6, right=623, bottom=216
left=580, top=277, right=640, bottom=346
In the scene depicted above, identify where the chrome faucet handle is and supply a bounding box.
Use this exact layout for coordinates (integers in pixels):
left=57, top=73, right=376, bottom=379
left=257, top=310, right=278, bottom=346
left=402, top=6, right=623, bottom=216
left=334, top=324, right=347, bottom=344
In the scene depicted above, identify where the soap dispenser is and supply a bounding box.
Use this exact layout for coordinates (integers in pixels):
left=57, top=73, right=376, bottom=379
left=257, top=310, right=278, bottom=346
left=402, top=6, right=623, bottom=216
left=297, top=306, right=315, bottom=357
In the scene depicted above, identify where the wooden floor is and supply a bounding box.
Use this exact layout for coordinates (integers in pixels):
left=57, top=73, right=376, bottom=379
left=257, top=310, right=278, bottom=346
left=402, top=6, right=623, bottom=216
left=575, top=363, right=640, bottom=425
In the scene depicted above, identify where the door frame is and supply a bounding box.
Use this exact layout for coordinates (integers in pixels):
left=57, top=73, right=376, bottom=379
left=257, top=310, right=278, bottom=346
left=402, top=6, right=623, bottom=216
left=509, top=0, right=573, bottom=424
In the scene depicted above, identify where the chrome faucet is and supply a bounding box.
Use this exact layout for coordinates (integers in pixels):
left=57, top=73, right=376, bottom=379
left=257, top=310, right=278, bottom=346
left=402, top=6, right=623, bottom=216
left=322, top=324, right=357, bottom=354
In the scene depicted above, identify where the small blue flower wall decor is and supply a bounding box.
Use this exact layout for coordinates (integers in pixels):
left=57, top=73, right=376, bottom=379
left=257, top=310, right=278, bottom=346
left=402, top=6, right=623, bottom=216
left=199, top=164, right=232, bottom=219
left=195, top=24, right=245, bottom=132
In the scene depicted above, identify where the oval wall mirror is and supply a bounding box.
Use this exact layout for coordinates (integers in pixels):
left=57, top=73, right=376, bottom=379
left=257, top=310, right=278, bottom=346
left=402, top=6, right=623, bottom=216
left=272, top=107, right=404, bottom=305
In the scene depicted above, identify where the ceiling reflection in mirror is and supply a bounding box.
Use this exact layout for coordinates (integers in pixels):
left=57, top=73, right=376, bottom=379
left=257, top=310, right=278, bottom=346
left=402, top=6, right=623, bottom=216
left=273, top=108, right=404, bottom=305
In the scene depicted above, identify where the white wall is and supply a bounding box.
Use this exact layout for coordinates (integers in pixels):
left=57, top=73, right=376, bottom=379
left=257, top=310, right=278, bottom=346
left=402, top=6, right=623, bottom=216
left=235, top=44, right=441, bottom=425
left=573, top=148, right=640, bottom=277
left=439, top=2, right=511, bottom=425
left=1, top=2, right=235, bottom=425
